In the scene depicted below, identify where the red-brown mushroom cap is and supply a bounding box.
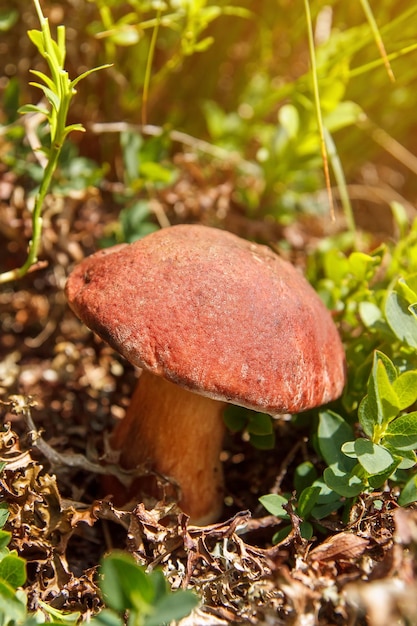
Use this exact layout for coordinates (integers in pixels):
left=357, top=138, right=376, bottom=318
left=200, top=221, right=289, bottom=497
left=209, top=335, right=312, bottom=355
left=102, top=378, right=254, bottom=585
left=66, top=224, right=345, bottom=414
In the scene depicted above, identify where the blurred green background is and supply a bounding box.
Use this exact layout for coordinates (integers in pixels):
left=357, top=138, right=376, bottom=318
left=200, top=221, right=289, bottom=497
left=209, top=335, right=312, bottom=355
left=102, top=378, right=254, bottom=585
left=1, top=0, right=417, bottom=228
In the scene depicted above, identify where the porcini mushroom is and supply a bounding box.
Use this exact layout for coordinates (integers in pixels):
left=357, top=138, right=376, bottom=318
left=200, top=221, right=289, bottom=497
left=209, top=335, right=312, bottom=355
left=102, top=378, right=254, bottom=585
left=66, top=225, right=345, bottom=524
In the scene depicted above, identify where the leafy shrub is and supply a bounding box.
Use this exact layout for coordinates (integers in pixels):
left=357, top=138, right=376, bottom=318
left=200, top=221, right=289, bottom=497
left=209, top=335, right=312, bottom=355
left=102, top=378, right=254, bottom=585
left=261, top=213, right=417, bottom=538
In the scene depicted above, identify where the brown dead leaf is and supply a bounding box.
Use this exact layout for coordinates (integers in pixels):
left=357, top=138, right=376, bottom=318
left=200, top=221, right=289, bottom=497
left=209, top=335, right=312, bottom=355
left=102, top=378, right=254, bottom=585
left=309, top=531, right=369, bottom=563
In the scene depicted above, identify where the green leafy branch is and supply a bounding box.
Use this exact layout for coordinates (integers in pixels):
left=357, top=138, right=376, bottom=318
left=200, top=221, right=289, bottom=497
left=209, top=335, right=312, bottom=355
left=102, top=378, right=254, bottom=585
left=0, top=0, right=110, bottom=285
left=260, top=225, right=417, bottom=540
left=322, top=349, right=417, bottom=503
left=260, top=349, right=417, bottom=544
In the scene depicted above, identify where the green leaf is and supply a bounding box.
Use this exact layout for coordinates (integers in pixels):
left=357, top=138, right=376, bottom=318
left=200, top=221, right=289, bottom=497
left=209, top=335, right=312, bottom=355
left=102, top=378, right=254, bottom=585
left=0, top=553, right=26, bottom=589
left=311, top=501, right=343, bottom=519
left=359, top=301, right=383, bottom=329
left=247, top=412, right=273, bottom=436
left=385, top=290, right=417, bottom=348
left=223, top=406, right=247, bottom=432
left=372, top=350, right=397, bottom=383
left=323, top=249, right=350, bottom=282
left=0, top=505, right=9, bottom=530
left=0, top=529, right=11, bottom=550
left=294, top=461, right=317, bottom=493
left=99, top=552, right=154, bottom=613
left=299, top=521, right=314, bottom=540
left=392, top=371, right=417, bottom=409
left=298, top=486, right=321, bottom=520
left=358, top=396, right=376, bottom=438
left=145, top=590, right=199, bottom=626
left=259, top=494, right=289, bottom=519
left=18, top=103, right=50, bottom=117
left=368, top=461, right=399, bottom=488
left=354, top=438, right=396, bottom=475
left=348, top=251, right=376, bottom=281
left=0, top=579, right=27, bottom=623
left=395, top=276, right=417, bottom=305
left=71, top=64, right=112, bottom=89
left=272, top=525, right=292, bottom=544
left=398, top=474, right=417, bottom=507
left=37, top=599, right=81, bottom=625
left=192, top=36, right=215, bottom=52
left=318, top=411, right=356, bottom=471
left=311, top=485, right=343, bottom=520
left=63, top=123, right=86, bottom=135
left=341, top=441, right=356, bottom=458
left=374, top=359, right=400, bottom=424
left=29, top=82, right=60, bottom=111
left=366, top=351, right=399, bottom=429
left=47, top=26, right=66, bottom=67
left=396, top=448, right=417, bottom=469
left=27, top=29, right=45, bottom=55
left=29, top=68, right=56, bottom=93
left=249, top=432, right=275, bottom=450
left=323, top=465, right=365, bottom=497
left=383, top=412, right=417, bottom=451
left=324, top=100, right=362, bottom=132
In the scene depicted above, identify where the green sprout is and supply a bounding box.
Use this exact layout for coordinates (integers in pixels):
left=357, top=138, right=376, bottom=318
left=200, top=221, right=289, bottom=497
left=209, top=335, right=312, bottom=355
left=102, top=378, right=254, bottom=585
left=0, top=0, right=110, bottom=284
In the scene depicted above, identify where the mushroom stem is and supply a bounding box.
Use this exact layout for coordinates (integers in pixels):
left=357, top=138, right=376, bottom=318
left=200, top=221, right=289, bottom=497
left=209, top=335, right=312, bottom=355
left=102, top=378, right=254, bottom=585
left=104, top=369, right=226, bottom=525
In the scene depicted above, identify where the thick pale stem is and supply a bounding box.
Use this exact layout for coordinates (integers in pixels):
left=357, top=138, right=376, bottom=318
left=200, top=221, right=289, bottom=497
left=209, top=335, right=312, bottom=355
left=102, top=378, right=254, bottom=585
left=104, top=370, right=226, bottom=525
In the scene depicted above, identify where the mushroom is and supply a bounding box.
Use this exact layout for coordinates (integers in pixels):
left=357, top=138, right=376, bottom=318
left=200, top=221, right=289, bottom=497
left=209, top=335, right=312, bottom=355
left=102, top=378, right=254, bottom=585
left=65, top=224, right=345, bottom=524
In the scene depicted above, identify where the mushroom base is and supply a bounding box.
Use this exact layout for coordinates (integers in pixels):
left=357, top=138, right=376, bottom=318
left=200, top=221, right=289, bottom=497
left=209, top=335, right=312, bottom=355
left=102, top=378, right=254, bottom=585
left=103, top=370, right=226, bottom=525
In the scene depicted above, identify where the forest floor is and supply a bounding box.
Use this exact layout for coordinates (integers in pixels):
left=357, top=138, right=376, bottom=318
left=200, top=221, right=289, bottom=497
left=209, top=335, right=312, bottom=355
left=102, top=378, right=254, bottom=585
left=1, top=156, right=417, bottom=625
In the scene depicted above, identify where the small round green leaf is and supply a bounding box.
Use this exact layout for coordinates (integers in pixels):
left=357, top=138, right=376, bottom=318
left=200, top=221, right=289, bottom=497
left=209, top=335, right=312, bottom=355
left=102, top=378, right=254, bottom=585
left=341, top=441, right=357, bottom=458
left=398, top=474, right=417, bottom=507
left=294, top=461, right=317, bottom=493
left=318, top=411, right=356, bottom=471
left=259, top=494, right=289, bottom=518
left=354, top=439, right=395, bottom=474
left=99, top=552, right=154, bottom=613
left=383, top=412, right=417, bottom=451
left=0, top=553, right=26, bottom=589
left=323, top=465, right=365, bottom=498
left=392, top=372, right=417, bottom=410
left=298, top=486, right=321, bottom=520
left=385, top=291, right=417, bottom=348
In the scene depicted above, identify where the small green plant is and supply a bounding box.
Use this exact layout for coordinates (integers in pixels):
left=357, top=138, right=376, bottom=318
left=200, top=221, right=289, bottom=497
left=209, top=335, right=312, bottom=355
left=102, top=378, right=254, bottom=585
left=260, top=350, right=417, bottom=543
left=0, top=0, right=109, bottom=285
left=321, top=350, right=417, bottom=502
left=92, top=552, right=198, bottom=626
left=260, top=214, right=417, bottom=539
left=308, top=210, right=417, bottom=411
left=259, top=462, right=342, bottom=542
